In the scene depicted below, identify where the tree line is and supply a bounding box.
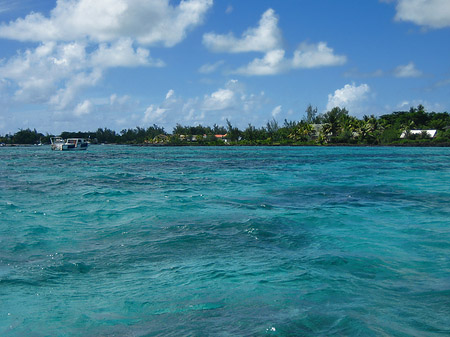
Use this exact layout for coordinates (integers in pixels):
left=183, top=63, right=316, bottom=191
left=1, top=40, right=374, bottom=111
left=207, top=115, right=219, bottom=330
left=1, top=105, right=450, bottom=146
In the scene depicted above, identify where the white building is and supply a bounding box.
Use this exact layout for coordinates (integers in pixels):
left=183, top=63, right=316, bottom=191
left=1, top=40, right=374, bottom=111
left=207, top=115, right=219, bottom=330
left=400, top=130, right=437, bottom=139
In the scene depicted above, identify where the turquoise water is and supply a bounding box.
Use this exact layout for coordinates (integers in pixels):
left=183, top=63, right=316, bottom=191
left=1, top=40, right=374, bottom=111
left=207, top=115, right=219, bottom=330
left=1, top=146, right=449, bottom=336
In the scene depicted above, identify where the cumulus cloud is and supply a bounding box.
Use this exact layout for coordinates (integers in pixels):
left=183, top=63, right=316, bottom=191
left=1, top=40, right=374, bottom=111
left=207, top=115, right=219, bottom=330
left=292, top=42, right=347, bottom=69
left=138, top=80, right=269, bottom=128
left=203, top=8, right=282, bottom=53
left=91, top=38, right=164, bottom=68
left=203, top=8, right=346, bottom=76
left=394, top=62, right=422, bottom=78
left=203, top=88, right=236, bottom=111
left=0, top=0, right=212, bottom=117
left=235, top=43, right=346, bottom=76
left=49, top=69, right=103, bottom=110
left=235, top=49, right=286, bottom=75
left=197, top=80, right=267, bottom=124
left=201, top=79, right=244, bottom=111
left=143, top=104, right=166, bottom=124
left=0, top=0, right=210, bottom=110
left=140, top=88, right=183, bottom=126
left=0, top=0, right=213, bottom=46
left=20, top=39, right=159, bottom=109
left=74, top=99, right=93, bottom=116
left=394, top=0, right=450, bottom=29
left=0, top=41, right=88, bottom=103
left=326, top=83, right=370, bottom=112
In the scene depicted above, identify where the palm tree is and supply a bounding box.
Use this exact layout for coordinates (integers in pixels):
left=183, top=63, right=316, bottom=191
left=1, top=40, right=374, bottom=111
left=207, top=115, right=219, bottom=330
left=359, top=115, right=382, bottom=144
left=322, top=107, right=349, bottom=142
left=288, top=122, right=313, bottom=142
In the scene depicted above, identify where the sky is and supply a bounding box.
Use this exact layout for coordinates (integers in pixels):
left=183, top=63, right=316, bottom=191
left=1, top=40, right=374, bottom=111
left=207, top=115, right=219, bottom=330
left=0, top=0, right=449, bottom=135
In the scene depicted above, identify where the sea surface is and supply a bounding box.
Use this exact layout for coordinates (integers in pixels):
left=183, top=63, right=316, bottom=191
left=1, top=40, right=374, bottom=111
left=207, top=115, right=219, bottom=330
left=0, top=145, right=449, bottom=336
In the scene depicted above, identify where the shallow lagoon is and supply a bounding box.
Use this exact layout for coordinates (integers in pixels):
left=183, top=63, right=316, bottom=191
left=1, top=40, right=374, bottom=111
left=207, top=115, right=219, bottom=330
left=1, top=146, right=449, bottom=336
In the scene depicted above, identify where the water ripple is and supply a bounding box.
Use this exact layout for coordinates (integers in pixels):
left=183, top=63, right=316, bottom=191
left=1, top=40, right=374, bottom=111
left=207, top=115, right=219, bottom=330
left=0, top=146, right=449, bottom=336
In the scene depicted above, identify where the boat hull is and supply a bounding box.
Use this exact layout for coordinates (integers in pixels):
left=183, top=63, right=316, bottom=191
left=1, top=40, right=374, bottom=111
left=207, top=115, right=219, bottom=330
left=62, top=143, right=88, bottom=151
left=51, top=144, right=88, bottom=151
left=51, top=137, right=88, bottom=151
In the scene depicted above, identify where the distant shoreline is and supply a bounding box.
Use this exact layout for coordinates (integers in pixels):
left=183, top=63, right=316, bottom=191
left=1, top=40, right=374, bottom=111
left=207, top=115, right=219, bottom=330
left=2, top=106, right=450, bottom=146
left=3, top=142, right=450, bottom=148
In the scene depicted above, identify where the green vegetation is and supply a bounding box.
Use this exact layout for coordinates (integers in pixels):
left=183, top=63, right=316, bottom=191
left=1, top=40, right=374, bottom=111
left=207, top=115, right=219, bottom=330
left=1, top=105, right=449, bottom=146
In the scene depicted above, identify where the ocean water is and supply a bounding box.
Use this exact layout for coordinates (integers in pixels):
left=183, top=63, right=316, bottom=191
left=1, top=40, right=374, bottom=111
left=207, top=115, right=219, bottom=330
left=0, top=145, right=449, bottom=336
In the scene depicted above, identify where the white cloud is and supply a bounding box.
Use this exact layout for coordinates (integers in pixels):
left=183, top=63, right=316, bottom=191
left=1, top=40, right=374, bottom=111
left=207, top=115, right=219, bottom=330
left=271, top=105, right=282, bottom=118
left=292, top=42, right=347, bottom=69
left=394, top=0, right=450, bottom=29
left=0, top=0, right=213, bottom=46
left=197, top=80, right=267, bottom=124
left=398, top=100, right=410, bottom=109
left=91, top=38, right=164, bottom=68
left=0, top=79, right=274, bottom=134
left=0, top=0, right=212, bottom=122
left=326, top=83, right=370, bottom=112
left=198, top=60, right=225, bottom=74
left=0, top=41, right=88, bottom=103
left=394, top=62, right=422, bottom=78
left=394, top=99, right=444, bottom=112
left=235, top=49, right=286, bottom=75
left=203, top=8, right=346, bottom=76
left=74, top=99, right=93, bottom=116
left=203, top=8, right=282, bottom=53
left=427, top=77, right=450, bottom=91
left=165, top=89, right=175, bottom=100
left=203, top=88, right=235, bottom=111
left=143, top=104, right=166, bottom=124
left=51, top=69, right=103, bottom=110
left=235, top=43, right=346, bottom=76
left=135, top=80, right=269, bottom=129
left=0, top=38, right=162, bottom=109
left=141, top=88, right=184, bottom=125
left=110, top=94, right=130, bottom=106
left=51, top=42, right=87, bottom=68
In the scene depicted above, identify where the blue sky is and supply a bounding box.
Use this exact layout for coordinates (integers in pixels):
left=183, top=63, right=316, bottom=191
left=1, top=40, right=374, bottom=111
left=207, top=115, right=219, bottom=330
left=0, top=0, right=449, bottom=134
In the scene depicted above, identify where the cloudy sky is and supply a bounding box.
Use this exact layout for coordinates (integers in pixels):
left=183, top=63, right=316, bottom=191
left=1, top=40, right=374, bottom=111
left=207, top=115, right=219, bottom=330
left=0, top=0, right=449, bottom=134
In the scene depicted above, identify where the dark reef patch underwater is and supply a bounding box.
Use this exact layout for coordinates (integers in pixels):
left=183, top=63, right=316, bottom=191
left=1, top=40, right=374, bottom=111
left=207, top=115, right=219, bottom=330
left=1, top=146, right=449, bottom=336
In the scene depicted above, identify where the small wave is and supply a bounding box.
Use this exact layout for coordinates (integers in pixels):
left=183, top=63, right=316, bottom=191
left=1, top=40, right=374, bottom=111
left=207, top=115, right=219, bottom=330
left=5, top=201, right=18, bottom=208
left=47, top=262, right=93, bottom=275
left=219, top=199, right=276, bottom=210
left=163, top=188, right=192, bottom=194
left=0, top=278, right=42, bottom=287
left=25, top=225, right=51, bottom=235
left=82, top=190, right=134, bottom=198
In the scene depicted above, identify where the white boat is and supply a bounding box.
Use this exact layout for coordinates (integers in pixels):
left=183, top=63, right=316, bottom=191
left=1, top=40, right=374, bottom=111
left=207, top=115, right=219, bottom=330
left=51, top=137, right=88, bottom=151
